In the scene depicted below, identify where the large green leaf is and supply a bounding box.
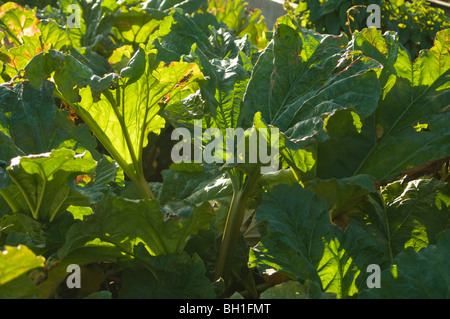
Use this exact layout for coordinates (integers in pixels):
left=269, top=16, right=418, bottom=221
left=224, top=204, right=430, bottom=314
left=37, top=19, right=70, bottom=51
left=239, top=17, right=382, bottom=142
left=148, top=10, right=215, bottom=63
left=191, top=44, right=248, bottom=131
left=4, top=211, right=77, bottom=256
left=58, top=194, right=215, bottom=258
left=155, top=163, right=233, bottom=232
left=56, top=0, right=110, bottom=49
left=119, top=244, right=215, bottom=299
left=6, top=148, right=97, bottom=221
left=240, top=20, right=449, bottom=188
left=237, top=20, right=383, bottom=218
left=359, top=228, right=450, bottom=298
left=249, top=183, right=387, bottom=298
left=24, top=46, right=204, bottom=199
left=24, top=49, right=95, bottom=103
left=351, top=178, right=450, bottom=260
left=164, top=42, right=249, bottom=133
left=323, top=28, right=450, bottom=183
left=148, top=8, right=254, bottom=62
left=255, top=112, right=376, bottom=220
left=111, top=7, right=166, bottom=45
left=76, top=47, right=202, bottom=195
left=0, top=80, right=97, bottom=162
left=157, top=164, right=232, bottom=205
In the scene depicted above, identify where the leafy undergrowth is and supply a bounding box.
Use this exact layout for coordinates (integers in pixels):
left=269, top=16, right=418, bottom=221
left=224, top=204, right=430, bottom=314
left=0, top=0, right=449, bottom=299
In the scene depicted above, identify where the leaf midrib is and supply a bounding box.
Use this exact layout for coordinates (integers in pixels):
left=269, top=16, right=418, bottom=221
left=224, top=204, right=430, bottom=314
left=352, top=62, right=449, bottom=179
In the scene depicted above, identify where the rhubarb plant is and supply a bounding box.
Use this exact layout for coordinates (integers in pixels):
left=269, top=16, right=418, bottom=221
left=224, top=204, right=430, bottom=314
left=24, top=45, right=204, bottom=199
left=0, top=0, right=449, bottom=300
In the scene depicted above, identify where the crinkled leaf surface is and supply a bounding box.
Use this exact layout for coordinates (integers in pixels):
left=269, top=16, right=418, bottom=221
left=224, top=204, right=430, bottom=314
left=256, top=113, right=376, bottom=220
left=6, top=148, right=97, bottom=221
left=75, top=47, right=202, bottom=178
left=58, top=194, right=215, bottom=258
left=359, top=228, right=450, bottom=298
left=24, top=49, right=95, bottom=103
left=351, top=178, right=450, bottom=260
left=178, top=43, right=250, bottom=131
left=24, top=46, right=203, bottom=198
left=239, top=17, right=382, bottom=145
left=56, top=0, right=112, bottom=50
left=323, top=28, right=450, bottom=183
left=162, top=26, right=253, bottom=141
left=238, top=18, right=384, bottom=218
left=0, top=80, right=97, bottom=163
left=119, top=244, right=215, bottom=299
left=111, top=7, right=166, bottom=45
left=157, top=164, right=232, bottom=205
left=240, top=19, right=449, bottom=187
left=149, top=10, right=215, bottom=63
left=249, top=183, right=386, bottom=298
